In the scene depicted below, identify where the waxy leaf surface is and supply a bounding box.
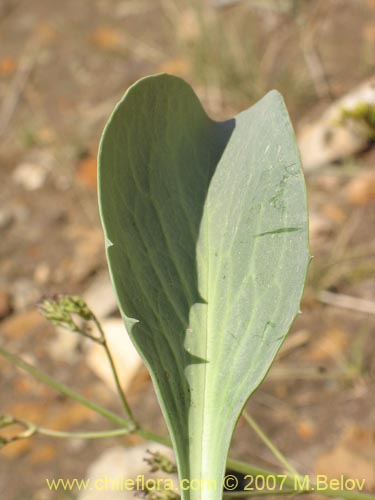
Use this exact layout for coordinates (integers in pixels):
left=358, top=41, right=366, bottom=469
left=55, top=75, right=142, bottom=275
left=98, top=74, right=310, bottom=500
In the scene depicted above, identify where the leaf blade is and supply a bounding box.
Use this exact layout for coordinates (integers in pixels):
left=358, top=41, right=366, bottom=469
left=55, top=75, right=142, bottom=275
left=98, top=74, right=309, bottom=500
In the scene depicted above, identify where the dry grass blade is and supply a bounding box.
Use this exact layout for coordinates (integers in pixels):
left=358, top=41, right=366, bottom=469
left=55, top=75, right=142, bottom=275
left=319, top=291, right=375, bottom=315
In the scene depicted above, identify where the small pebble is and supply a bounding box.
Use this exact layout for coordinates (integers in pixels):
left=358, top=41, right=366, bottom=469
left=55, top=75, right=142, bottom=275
left=13, top=162, right=48, bottom=191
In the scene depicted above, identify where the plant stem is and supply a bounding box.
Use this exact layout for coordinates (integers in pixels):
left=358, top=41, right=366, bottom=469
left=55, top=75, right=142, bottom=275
left=2, top=415, right=132, bottom=441
left=136, top=427, right=171, bottom=447
left=0, top=346, right=134, bottom=432
left=226, top=458, right=296, bottom=488
left=242, top=410, right=299, bottom=477
left=1, top=346, right=373, bottom=500
left=92, top=315, right=137, bottom=424
left=224, top=489, right=308, bottom=498
left=70, top=325, right=103, bottom=344
left=37, top=427, right=131, bottom=439
left=227, top=458, right=375, bottom=500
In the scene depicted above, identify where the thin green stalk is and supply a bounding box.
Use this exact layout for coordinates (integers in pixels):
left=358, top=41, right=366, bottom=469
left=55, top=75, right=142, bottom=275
left=242, top=410, right=299, bottom=477
left=313, top=490, right=375, bottom=500
left=136, top=427, right=171, bottom=447
left=69, top=325, right=103, bottom=344
left=37, top=427, right=131, bottom=439
left=92, top=315, right=137, bottom=424
left=227, top=458, right=375, bottom=500
left=0, top=346, right=134, bottom=432
left=38, top=294, right=135, bottom=423
left=226, top=458, right=296, bottom=489
left=1, top=415, right=131, bottom=442
left=224, top=489, right=308, bottom=498
left=1, top=346, right=373, bottom=500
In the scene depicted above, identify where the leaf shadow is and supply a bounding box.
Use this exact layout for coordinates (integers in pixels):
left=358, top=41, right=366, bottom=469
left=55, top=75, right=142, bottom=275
left=99, top=74, right=236, bottom=482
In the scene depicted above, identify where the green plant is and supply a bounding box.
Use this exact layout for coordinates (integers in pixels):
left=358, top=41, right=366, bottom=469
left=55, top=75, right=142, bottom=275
left=1, top=74, right=373, bottom=500
left=98, top=73, right=309, bottom=500
left=340, top=103, right=375, bottom=139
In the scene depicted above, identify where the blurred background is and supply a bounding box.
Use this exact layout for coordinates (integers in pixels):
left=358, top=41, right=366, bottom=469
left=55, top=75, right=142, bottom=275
left=0, top=0, right=374, bottom=499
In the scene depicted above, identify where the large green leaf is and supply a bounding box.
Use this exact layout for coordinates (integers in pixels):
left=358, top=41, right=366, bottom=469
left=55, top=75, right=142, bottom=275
left=98, top=74, right=310, bottom=500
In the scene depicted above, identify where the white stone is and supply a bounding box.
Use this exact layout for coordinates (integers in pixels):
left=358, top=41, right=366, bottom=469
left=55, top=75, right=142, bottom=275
left=79, top=444, right=176, bottom=500
left=87, top=318, right=142, bottom=393
left=12, top=162, right=48, bottom=190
